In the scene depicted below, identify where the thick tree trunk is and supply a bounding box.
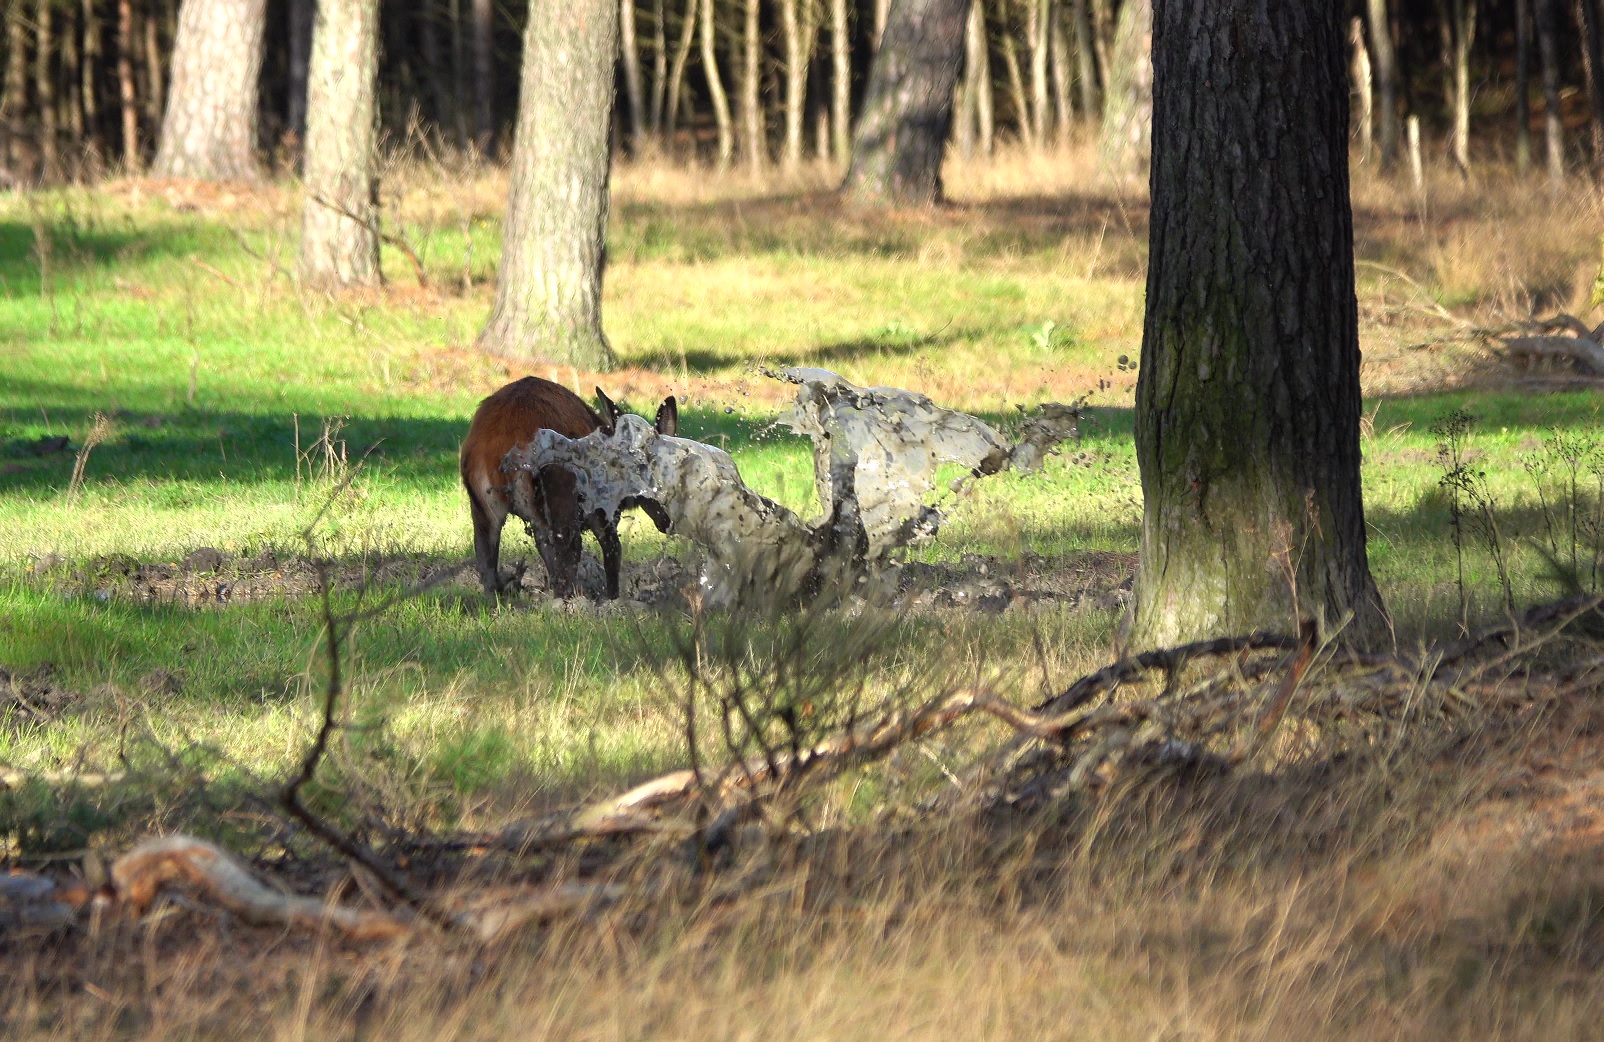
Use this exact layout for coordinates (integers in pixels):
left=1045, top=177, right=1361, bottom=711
left=287, top=0, right=311, bottom=136
left=1537, top=0, right=1566, bottom=182
left=665, top=0, right=698, bottom=142
left=298, top=0, right=380, bottom=288
left=472, top=0, right=492, bottom=151
left=1128, top=0, right=1387, bottom=650
left=476, top=0, right=620, bottom=370
left=36, top=0, right=56, bottom=178
left=1516, top=0, right=1532, bottom=171
left=1071, top=0, right=1096, bottom=119
left=152, top=0, right=265, bottom=180
left=699, top=0, right=733, bottom=166
left=842, top=0, right=972, bottom=206
left=1097, top=0, right=1149, bottom=178
left=781, top=0, right=816, bottom=170
left=739, top=0, right=762, bottom=172
left=1577, top=0, right=1604, bottom=168
left=830, top=0, right=850, bottom=163
left=1366, top=0, right=1399, bottom=170
left=117, top=0, right=137, bottom=170
left=620, top=0, right=646, bottom=152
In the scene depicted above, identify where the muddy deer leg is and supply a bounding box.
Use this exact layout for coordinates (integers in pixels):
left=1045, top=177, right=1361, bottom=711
left=469, top=491, right=507, bottom=595
left=591, top=511, right=622, bottom=600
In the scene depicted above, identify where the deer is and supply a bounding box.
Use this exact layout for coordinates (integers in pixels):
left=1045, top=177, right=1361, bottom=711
left=459, top=377, right=677, bottom=599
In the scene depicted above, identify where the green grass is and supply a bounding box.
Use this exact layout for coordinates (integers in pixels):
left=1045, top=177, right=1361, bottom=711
left=0, top=173, right=1600, bottom=838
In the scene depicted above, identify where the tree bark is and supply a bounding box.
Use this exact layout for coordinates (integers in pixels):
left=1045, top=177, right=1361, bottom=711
left=116, top=0, right=137, bottom=171
left=830, top=0, right=850, bottom=162
left=1515, top=0, right=1531, bottom=172
left=36, top=0, right=56, bottom=179
left=1537, top=0, right=1566, bottom=182
left=152, top=0, right=266, bottom=180
left=477, top=0, right=620, bottom=370
left=699, top=0, right=733, bottom=167
left=1577, top=0, right=1604, bottom=169
left=649, top=0, right=667, bottom=137
left=842, top=0, right=972, bottom=206
left=739, top=0, right=763, bottom=172
left=1365, top=0, right=1399, bottom=170
left=781, top=0, right=817, bottom=170
left=299, top=0, right=380, bottom=288
left=1097, top=0, right=1149, bottom=178
left=472, top=0, right=492, bottom=151
left=287, top=0, right=311, bottom=136
left=1071, top=0, right=1097, bottom=120
left=1128, top=0, right=1387, bottom=650
left=1028, top=0, right=1049, bottom=146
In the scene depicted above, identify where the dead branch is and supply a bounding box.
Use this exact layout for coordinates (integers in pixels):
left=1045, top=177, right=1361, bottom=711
left=307, top=192, right=429, bottom=288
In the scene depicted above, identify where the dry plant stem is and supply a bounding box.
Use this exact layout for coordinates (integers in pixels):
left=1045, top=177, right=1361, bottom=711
left=307, top=192, right=429, bottom=288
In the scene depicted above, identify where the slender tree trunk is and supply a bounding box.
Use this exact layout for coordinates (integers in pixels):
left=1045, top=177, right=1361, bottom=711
left=781, top=0, right=816, bottom=170
left=830, top=0, right=850, bottom=162
left=971, top=0, right=993, bottom=153
left=1516, top=0, right=1532, bottom=172
left=620, top=0, right=647, bottom=152
left=116, top=0, right=137, bottom=170
left=1087, top=0, right=1112, bottom=88
left=700, top=0, right=733, bottom=167
left=957, top=0, right=985, bottom=157
left=65, top=4, right=84, bottom=154
left=1, top=3, right=22, bottom=175
left=1350, top=16, right=1372, bottom=161
left=1027, top=0, right=1049, bottom=146
left=152, top=0, right=266, bottom=180
left=1049, top=1, right=1071, bottom=138
left=477, top=0, right=621, bottom=370
left=873, top=0, right=890, bottom=52
left=36, top=0, right=56, bottom=179
left=287, top=0, right=311, bottom=136
left=842, top=0, right=972, bottom=206
left=649, top=0, right=667, bottom=137
left=1129, top=0, right=1386, bottom=651
left=666, top=0, right=698, bottom=142
left=448, top=0, right=467, bottom=144
left=471, top=0, right=492, bottom=151
left=141, top=5, right=162, bottom=128
left=299, top=0, right=380, bottom=287
left=1577, top=0, right=1604, bottom=169
left=1537, top=0, right=1566, bottom=182
left=1097, top=0, right=1149, bottom=177
left=82, top=0, right=101, bottom=159
left=1001, top=8, right=1031, bottom=148
left=1444, top=0, right=1476, bottom=172
left=1071, top=0, right=1096, bottom=119
left=1366, top=0, right=1399, bottom=170
left=739, top=0, right=762, bottom=172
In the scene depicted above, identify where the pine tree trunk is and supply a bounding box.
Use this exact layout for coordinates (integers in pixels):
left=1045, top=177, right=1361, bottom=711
left=1088, top=0, right=1112, bottom=88
left=842, top=0, right=971, bottom=206
left=1447, top=0, right=1475, bottom=172
left=1537, top=0, right=1566, bottom=182
left=36, top=0, right=56, bottom=179
left=699, top=0, right=733, bottom=167
left=739, top=0, right=763, bottom=172
left=620, top=0, right=646, bottom=152
left=1577, top=0, right=1604, bottom=169
left=471, top=0, right=492, bottom=151
left=116, top=0, right=137, bottom=171
left=141, top=6, right=162, bottom=128
left=1128, top=0, right=1386, bottom=651
left=649, top=0, right=667, bottom=137
left=299, top=0, right=380, bottom=288
left=781, top=0, right=815, bottom=170
left=152, top=0, right=265, bottom=180
left=65, top=4, right=84, bottom=154
left=1365, top=0, right=1399, bottom=169
left=665, top=0, right=698, bottom=142
left=1515, top=0, right=1532, bottom=171
left=1028, top=0, right=1049, bottom=147
left=477, top=0, right=620, bottom=370
left=1071, top=0, right=1096, bottom=120
left=1350, top=16, right=1372, bottom=162
left=830, top=0, right=850, bottom=163
left=971, top=0, right=993, bottom=153
left=448, top=0, right=467, bottom=144
left=1001, top=9, right=1031, bottom=148
left=1049, top=2, right=1071, bottom=138
left=1097, top=0, right=1149, bottom=177
left=287, top=0, right=311, bottom=137
left=82, top=0, right=101, bottom=161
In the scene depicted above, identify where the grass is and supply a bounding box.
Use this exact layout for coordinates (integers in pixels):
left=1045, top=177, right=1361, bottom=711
left=1, top=145, right=1602, bottom=1039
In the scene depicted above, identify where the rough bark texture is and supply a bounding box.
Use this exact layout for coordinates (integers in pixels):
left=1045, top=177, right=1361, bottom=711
left=1365, top=0, right=1399, bottom=169
left=299, top=0, right=381, bottom=288
left=1536, top=0, right=1566, bottom=181
left=477, top=0, right=619, bottom=370
left=1097, top=0, right=1149, bottom=178
left=1128, top=0, right=1387, bottom=651
left=843, top=0, right=972, bottom=207
left=152, top=0, right=265, bottom=180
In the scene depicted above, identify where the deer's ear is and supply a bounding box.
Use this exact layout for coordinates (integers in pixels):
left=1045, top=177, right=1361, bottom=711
left=595, top=387, right=623, bottom=423
left=655, top=396, right=679, bottom=436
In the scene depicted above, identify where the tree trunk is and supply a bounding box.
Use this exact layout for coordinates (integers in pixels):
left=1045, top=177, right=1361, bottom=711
left=1577, top=0, right=1604, bottom=169
left=477, top=0, right=620, bottom=370
left=152, top=0, right=266, bottom=180
left=471, top=0, right=492, bottom=151
left=299, top=0, right=380, bottom=288
left=1097, top=0, right=1149, bottom=178
left=971, top=0, right=993, bottom=152
left=955, top=0, right=981, bottom=157
left=1442, top=0, right=1475, bottom=172
left=739, top=0, right=763, bottom=172
left=781, top=0, right=816, bottom=170
left=1128, top=0, right=1386, bottom=650
left=1028, top=0, right=1048, bottom=146
left=82, top=0, right=101, bottom=160
left=65, top=3, right=84, bottom=153
left=1365, top=0, right=1399, bottom=170
left=1071, top=0, right=1096, bottom=120
left=1087, top=0, right=1112, bottom=90
left=448, top=0, right=467, bottom=144
left=116, top=0, right=137, bottom=171
left=620, top=0, right=647, bottom=152
left=36, top=0, right=56, bottom=179
left=649, top=0, right=667, bottom=137
left=1, top=2, right=22, bottom=175
left=665, top=0, right=698, bottom=143
left=1049, top=1, right=1071, bottom=139
left=873, top=0, right=890, bottom=51
left=830, top=0, right=850, bottom=162
left=141, top=5, right=162, bottom=128
left=1350, top=17, right=1372, bottom=162
left=1537, top=0, right=1566, bottom=182
left=287, top=0, right=311, bottom=137
left=700, top=0, right=733, bottom=167
left=1001, top=8, right=1031, bottom=148
left=1516, top=0, right=1531, bottom=172
left=842, top=0, right=972, bottom=206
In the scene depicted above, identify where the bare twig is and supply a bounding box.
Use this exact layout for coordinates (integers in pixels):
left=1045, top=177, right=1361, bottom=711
left=307, top=192, right=429, bottom=288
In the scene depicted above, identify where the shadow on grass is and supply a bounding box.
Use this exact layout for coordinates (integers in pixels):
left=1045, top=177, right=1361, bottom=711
left=0, top=218, right=226, bottom=295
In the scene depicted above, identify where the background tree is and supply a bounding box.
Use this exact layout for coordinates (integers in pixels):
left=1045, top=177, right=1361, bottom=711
left=299, top=0, right=381, bottom=288
left=842, top=0, right=972, bottom=206
left=476, top=0, right=620, bottom=370
left=1097, top=0, right=1148, bottom=177
left=1366, top=0, right=1400, bottom=170
left=1126, top=0, right=1387, bottom=650
left=151, top=0, right=266, bottom=180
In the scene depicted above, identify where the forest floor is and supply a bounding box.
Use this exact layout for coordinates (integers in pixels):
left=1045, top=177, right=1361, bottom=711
left=1, top=147, right=1602, bottom=1040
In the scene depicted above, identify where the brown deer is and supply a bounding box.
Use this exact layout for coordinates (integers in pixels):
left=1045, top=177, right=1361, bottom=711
left=460, top=377, right=677, bottom=598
